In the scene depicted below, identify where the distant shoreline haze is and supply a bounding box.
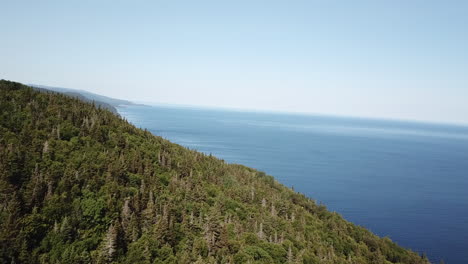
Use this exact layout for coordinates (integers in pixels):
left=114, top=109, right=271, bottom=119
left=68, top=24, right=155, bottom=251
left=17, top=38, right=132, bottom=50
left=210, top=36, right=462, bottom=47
left=28, top=82, right=468, bottom=128
left=136, top=100, right=468, bottom=128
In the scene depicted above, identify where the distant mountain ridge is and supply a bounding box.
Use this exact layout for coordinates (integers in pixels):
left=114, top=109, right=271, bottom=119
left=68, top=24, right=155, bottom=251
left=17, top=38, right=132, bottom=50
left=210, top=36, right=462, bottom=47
left=30, top=84, right=136, bottom=114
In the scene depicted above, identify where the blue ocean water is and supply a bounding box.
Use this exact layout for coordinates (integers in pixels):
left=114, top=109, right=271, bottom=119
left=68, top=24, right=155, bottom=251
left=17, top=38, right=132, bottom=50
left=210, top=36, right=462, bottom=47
left=118, top=104, right=468, bottom=264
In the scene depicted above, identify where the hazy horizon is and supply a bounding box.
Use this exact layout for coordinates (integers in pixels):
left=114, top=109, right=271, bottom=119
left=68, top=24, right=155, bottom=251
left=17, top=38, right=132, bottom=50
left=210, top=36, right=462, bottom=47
left=22, top=82, right=466, bottom=127
left=2, top=1, right=468, bottom=124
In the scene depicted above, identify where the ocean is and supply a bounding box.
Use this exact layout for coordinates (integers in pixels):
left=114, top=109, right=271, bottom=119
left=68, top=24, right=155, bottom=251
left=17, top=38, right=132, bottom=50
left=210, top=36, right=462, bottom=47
left=118, top=104, right=468, bottom=263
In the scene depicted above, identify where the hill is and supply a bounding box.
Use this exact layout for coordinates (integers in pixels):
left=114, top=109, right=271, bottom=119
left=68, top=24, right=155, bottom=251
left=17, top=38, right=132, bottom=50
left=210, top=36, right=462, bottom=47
left=0, top=80, right=429, bottom=264
left=30, top=84, right=136, bottom=114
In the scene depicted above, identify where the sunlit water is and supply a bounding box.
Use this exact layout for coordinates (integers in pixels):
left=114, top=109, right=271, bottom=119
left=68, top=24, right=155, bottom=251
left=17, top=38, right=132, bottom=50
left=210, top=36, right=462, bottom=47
left=118, top=104, right=468, bottom=263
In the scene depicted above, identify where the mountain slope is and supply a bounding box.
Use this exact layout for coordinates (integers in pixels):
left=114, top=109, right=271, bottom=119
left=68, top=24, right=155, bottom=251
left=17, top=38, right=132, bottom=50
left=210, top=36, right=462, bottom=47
left=30, top=84, right=136, bottom=114
left=0, top=80, right=429, bottom=264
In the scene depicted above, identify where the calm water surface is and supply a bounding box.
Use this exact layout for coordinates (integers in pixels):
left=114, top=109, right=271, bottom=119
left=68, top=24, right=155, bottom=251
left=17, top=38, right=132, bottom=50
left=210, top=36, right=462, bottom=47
left=118, top=105, right=468, bottom=264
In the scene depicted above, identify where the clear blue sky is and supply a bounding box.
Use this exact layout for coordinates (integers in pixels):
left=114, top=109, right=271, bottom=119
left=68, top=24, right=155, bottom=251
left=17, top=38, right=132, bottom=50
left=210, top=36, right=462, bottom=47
left=1, top=1, right=467, bottom=124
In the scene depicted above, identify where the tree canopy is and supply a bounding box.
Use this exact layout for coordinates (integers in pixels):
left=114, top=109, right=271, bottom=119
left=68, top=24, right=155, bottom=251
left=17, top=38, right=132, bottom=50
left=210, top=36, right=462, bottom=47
left=0, top=80, right=429, bottom=263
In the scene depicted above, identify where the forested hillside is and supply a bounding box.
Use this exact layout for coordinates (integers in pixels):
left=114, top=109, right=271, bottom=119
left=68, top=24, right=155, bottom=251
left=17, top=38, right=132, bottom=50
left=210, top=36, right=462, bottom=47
left=30, top=84, right=135, bottom=114
left=0, top=80, right=429, bottom=263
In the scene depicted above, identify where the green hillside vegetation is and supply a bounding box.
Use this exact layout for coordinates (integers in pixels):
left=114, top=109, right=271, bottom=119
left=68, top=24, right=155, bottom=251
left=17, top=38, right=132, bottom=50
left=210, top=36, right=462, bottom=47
left=0, top=80, right=429, bottom=264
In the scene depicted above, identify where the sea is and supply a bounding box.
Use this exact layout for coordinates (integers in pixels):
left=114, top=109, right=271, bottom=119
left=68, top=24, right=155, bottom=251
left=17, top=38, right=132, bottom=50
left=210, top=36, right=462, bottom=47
left=118, top=104, right=468, bottom=264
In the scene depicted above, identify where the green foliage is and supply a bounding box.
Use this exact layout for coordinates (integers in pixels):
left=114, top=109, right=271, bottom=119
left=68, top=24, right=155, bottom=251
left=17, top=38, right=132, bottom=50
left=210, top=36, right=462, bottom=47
left=242, top=246, right=274, bottom=263
left=80, top=190, right=108, bottom=229
left=0, top=80, right=429, bottom=263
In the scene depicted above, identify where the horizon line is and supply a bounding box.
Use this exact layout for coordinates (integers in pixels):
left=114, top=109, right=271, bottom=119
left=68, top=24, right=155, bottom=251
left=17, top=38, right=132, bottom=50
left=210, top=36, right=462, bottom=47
left=127, top=100, right=468, bottom=129
left=27, top=81, right=468, bottom=128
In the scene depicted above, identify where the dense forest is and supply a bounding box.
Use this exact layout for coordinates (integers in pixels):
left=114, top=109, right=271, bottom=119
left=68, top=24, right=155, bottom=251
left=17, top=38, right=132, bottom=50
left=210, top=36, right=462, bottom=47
left=0, top=80, right=430, bottom=263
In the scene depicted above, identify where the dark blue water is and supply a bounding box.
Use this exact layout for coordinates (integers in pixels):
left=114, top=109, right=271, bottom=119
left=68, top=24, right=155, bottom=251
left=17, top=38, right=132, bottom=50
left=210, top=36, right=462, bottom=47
left=118, top=104, right=468, bottom=264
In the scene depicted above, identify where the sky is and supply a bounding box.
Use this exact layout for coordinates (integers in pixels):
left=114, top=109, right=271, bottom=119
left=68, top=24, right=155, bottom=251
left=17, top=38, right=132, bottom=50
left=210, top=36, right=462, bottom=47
left=1, top=0, right=467, bottom=124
